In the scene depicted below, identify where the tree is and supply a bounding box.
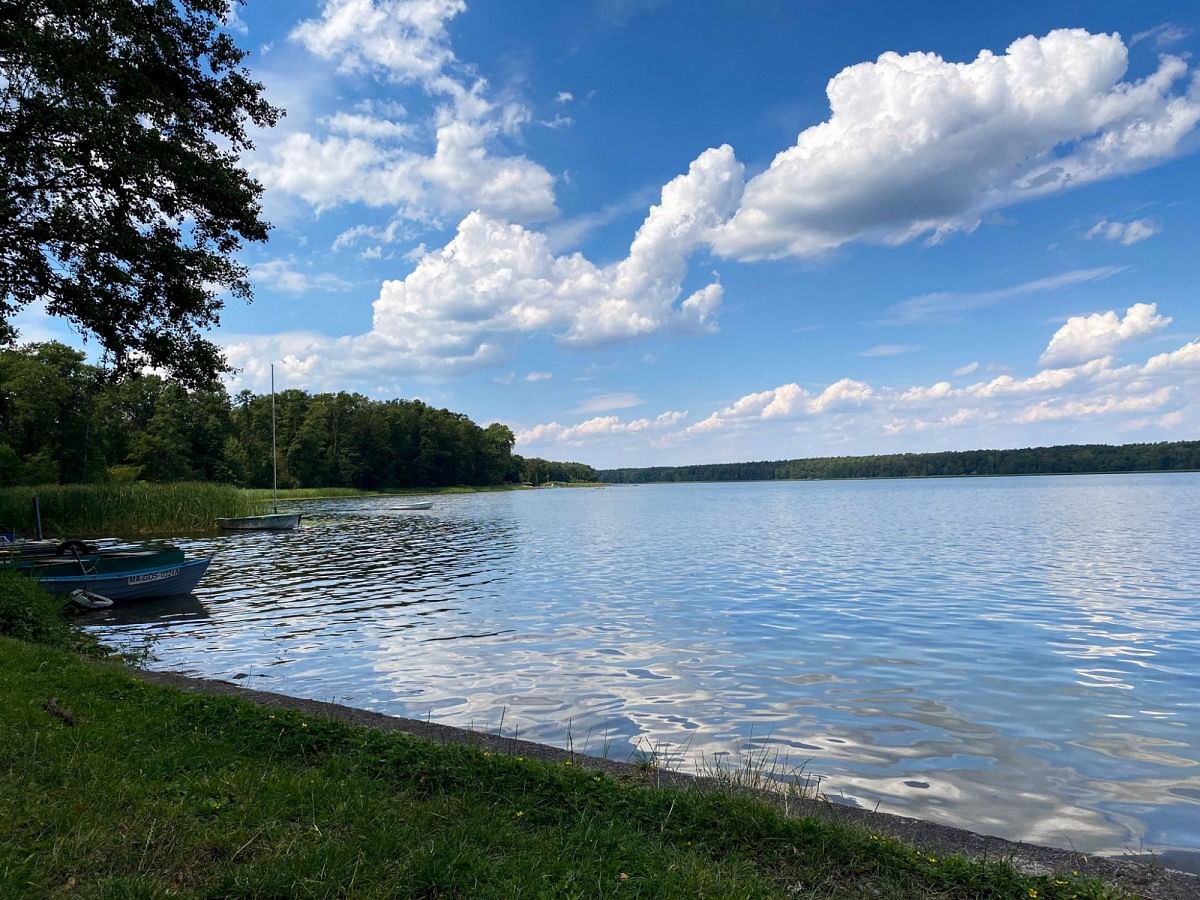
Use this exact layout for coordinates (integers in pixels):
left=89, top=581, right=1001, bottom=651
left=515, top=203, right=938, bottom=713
left=0, top=0, right=281, bottom=384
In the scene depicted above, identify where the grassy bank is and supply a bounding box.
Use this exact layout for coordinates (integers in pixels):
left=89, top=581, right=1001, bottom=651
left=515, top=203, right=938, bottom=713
left=0, top=482, right=257, bottom=536
left=0, top=597, right=1123, bottom=899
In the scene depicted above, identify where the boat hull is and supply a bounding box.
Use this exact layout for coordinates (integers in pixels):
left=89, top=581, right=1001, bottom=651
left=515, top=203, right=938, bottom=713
left=217, top=513, right=302, bottom=531
left=392, top=502, right=433, bottom=510
left=29, top=556, right=212, bottom=601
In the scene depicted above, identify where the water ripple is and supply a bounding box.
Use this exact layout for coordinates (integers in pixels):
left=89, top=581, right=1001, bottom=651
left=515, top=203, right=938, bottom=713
left=85, top=475, right=1200, bottom=860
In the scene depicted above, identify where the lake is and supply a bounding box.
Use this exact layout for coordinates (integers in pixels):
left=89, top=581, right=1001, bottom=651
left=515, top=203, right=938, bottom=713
left=87, top=474, right=1200, bottom=863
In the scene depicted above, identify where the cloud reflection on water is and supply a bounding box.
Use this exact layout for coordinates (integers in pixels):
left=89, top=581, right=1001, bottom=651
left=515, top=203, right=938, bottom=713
left=88, top=475, right=1200, bottom=859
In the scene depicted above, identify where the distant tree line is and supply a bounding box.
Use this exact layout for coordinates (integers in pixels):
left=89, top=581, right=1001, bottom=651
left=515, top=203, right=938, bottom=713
left=598, top=442, right=1200, bottom=484
left=0, top=342, right=597, bottom=489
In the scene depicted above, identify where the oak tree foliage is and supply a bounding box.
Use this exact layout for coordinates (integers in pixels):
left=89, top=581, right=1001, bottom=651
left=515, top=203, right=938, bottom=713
left=0, top=0, right=280, bottom=384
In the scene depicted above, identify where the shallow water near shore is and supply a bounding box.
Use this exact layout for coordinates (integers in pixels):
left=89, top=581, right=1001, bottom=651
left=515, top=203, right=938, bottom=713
left=86, top=474, right=1200, bottom=863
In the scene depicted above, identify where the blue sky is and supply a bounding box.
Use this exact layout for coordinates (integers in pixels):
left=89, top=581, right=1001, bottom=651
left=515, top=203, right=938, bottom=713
left=18, top=0, right=1200, bottom=467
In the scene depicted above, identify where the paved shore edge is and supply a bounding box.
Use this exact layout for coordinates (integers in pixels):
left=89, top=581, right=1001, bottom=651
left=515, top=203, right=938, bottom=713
left=136, top=670, right=1200, bottom=900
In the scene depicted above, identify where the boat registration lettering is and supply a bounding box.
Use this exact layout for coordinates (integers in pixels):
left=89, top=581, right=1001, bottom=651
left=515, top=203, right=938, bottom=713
left=127, top=567, right=180, bottom=586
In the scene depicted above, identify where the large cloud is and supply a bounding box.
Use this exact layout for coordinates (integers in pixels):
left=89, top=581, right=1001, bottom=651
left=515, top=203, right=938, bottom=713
left=225, top=147, right=744, bottom=386
left=713, top=29, right=1200, bottom=260
left=236, top=26, right=1200, bottom=393
left=370, top=145, right=742, bottom=352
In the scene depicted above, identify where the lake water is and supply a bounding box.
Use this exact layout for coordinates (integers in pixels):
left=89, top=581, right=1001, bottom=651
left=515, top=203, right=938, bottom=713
left=87, top=475, right=1200, bottom=862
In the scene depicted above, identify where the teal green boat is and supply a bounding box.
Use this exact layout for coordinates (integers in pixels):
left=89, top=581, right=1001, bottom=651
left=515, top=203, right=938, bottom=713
left=7, top=544, right=212, bottom=602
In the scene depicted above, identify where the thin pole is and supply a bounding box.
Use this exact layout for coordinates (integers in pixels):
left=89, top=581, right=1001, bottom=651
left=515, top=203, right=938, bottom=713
left=271, top=363, right=278, bottom=514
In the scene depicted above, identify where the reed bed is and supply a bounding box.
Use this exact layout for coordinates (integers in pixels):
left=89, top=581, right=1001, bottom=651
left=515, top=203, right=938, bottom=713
left=0, top=483, right=257, bottom=537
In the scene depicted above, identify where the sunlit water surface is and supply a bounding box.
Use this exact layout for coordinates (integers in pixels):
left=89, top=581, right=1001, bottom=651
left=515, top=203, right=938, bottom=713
left=87, top=475, right=1200, bottom=861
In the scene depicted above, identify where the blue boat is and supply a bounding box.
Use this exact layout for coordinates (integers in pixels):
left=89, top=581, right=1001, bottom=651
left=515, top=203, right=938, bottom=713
left=16, top=547, right=212, bottom=601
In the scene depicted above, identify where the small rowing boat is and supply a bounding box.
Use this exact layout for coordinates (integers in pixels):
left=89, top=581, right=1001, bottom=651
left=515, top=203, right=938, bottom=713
left=13, top=544, right=212, bottom=602
left=217, top=513, right=302, bottom=531
left=392, top=502, right=433, bottom=511
left=218, top=364, right=301, bottom=533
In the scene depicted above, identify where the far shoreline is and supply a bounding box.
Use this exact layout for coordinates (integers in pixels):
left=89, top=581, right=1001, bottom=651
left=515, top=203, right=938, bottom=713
left=601, top=467, right=1200, bottom=486
left=596, top=439, right=1200, bottom=486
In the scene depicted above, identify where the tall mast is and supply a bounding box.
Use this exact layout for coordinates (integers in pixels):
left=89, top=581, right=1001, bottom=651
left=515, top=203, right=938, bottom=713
left=271, top=363, right=278, bottom=514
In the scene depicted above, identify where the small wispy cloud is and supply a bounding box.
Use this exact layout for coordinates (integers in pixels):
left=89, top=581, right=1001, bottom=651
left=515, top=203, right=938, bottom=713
left=885, top=267, right=1128, bottom=324
left=555, top=91, right=574, bottom=104
left=249, top=259, right=352, bottom=294
left=543, top=185, right=658, bottom=252
left=525, top=371, right=553, bottom=382
left=573, top=391, right=643, bottom=413
left=1132, top=22, right=1192, bottom=47
left=598, top=0, right=666, bottom=25
left=860, top=344, right=922, bottom=358
left=952, top=361, right=980, bottom=377
left=1084, top=218, right=1159, bottom=246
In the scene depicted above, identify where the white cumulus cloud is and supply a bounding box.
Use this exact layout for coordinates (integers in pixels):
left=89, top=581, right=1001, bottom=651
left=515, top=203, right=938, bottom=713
left=291, top=0, right=467, bottom=86
left=712, top=29, right=1200, bottom=260
left=253, top=104, right=557, bottom=224
left=1040, top=302, right=1172, bottom=366
left=225, top=147, right=743, bottom=386
left=254, top=1, right=559, bottom=231
left=513, top=315, right=1200, bottom=462
left=516, top=410, right=686, bottom=446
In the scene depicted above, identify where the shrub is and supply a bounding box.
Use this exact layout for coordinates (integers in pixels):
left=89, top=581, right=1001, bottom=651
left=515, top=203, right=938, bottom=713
left=0, top=569, right=75, bottom=648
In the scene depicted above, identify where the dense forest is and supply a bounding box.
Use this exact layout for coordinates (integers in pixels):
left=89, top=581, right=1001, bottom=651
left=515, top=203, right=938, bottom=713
left=599, top=441, right=1200, bottom=484
left=0, top=342, right=596, bottom=489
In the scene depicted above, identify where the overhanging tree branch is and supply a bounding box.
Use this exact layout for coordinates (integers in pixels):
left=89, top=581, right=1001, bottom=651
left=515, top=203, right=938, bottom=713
left=0, top=0, right=281, bottom=384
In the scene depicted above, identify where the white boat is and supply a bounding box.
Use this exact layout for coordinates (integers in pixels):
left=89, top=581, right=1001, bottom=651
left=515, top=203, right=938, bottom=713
left=217, top=513, right=302, bottom=531
left=220, top=364, right=300, bottom=533
left=392, top=501, right=433, bottom=511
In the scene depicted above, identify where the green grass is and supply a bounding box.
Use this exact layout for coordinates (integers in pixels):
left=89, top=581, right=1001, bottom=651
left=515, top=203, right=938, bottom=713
left=0, top=637, right=1123, bottom=899
left=0, top=569, right=77, bottom=649
left=0, top=482, right=257, bottom=536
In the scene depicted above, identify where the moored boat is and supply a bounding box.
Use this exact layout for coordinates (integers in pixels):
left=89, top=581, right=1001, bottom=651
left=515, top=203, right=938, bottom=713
left=16, top=547, right=212, bottom=601
left=217, top=364, right=301, bottom=533
left=216, top=513, right=302, bottom=531
left=392, top=502, right=433, bottom=511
